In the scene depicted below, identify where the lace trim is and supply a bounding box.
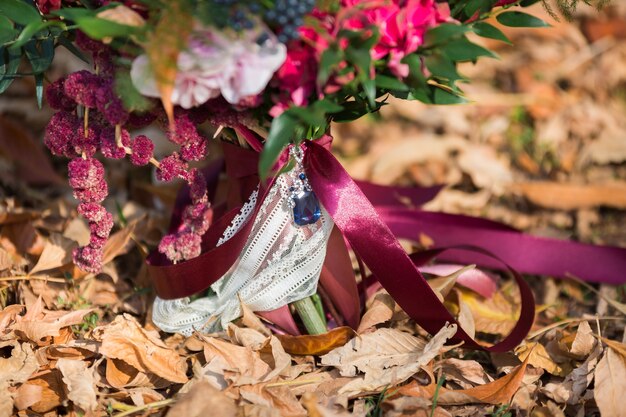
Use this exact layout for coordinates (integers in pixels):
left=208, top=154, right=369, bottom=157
left=152, top=172, right=334, bottom=336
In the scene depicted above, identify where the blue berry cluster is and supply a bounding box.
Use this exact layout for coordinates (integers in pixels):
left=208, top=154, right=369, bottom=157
left=265, top=0, right=317, bottom=43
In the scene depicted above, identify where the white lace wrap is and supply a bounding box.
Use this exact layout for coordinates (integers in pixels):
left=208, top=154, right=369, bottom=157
left=152, top=172, right=334, bottom=336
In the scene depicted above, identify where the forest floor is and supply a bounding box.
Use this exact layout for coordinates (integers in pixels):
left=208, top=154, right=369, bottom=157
left=0, top=3, right=625, bottom=417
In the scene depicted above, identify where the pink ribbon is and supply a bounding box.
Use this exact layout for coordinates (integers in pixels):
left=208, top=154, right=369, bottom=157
left=147, top=133, right=626, bottom=351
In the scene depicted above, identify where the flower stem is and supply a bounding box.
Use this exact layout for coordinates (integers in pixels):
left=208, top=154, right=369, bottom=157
left=293, top=295, right=327, bottom=335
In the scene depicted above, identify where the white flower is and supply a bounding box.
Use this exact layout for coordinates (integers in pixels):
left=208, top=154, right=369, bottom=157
left=130, top=28, right=286, bottom=109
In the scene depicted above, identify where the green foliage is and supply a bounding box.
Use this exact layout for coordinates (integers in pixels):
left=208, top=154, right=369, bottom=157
left=497, top=11, right=550, bottom=27
left=541, top=0, right=611, bottom=21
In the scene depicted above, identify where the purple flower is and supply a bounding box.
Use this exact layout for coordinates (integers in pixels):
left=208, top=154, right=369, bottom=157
left=156, top=153, right=187, bottom=182
left=64, top=70, right=102, bottom=108
left=158, top=231, right=202, bottom=263
left=44, top=111, right=80, bottom=157
left=188, top=169, right=207, bottom=202
left=73, top=245, right=104, bottom=274
left=182, top=201, right=212, bottom=235
left=73, top=180, right=108, bottom=203
left=90, top=211, right=114, bottom=238
left=68, top=158, right=105, bottom=189
left=96, top=79, right=129, bottom=125
left=73, top=125, right=100, bottom=157
left=130, top=135, right=154, bottom=166
left=77, top=202, right=108, bottom=222
left=45, top=78, right=76, bottom=112
left=100, top=127, right=129, bottom=159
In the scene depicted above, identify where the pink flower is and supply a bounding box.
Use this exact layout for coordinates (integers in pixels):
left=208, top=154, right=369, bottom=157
left=270, top=43, right=318, bottom=116
left=36, top=0, right=61, bottom=14
left=130, top=135, right=154, bottom=166
left=131, top=28, right=286, bottom=108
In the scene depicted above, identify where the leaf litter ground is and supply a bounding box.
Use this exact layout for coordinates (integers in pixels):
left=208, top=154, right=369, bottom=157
left=1, top=3, right=626, bottom=417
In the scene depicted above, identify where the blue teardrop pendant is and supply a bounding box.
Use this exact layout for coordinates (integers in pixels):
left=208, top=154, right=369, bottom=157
left=288, top=147, right=321, bottom=226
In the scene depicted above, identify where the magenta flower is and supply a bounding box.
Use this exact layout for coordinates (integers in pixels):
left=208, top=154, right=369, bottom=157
left=158, top=232, right=202, bottom=263
left=44, top=111, right=80, bottom=157
left=130, top=135, right=154, bottom=166
left=270, top=43, right=318, bottom=116
left=100, top=127, right=130, bottom=159
left=64, top=70, right=102, bottom=108
left=46, top=78, right=76, bottom=112
left=73, top=245, right=104, bottom=274
left=156, top=153, right=187, bottom=182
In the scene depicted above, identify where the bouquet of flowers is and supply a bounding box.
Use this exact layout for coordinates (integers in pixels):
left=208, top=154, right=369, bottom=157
left=1, top=0, right=619, bottom=345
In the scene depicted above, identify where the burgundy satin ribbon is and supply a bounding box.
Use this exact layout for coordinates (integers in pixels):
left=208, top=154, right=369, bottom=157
left=147, top=134, right=626, bottom=351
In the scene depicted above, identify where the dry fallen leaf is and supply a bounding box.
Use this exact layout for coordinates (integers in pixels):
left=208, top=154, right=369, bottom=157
left=29, top=234, right=75, bottom=275
left=593, top=346, right=626, bottom=417
left=276, top=327, right=356, bottom=356
left=93, top=314, right=188, bottom=384
left=0, top=341, right=38, bottom=384
left=514, top=181, right=626, bottom=210
left=14, top=370, right=65, bottom=413
left=569, top=320, right=596, bottom=357
left=357, top=292, right=396, bottom=334
left=321, top=324, right=457, bottom=395
left=238, top=383, right=307, bottom=417
left=516, top=342, right=566, bottom=376
left=459, top=286, right=520, bottom=337
left=166, top=380, right=238, bottom=417
left=56, top=358, right=99, bottom=412
left=399, top=354, right=530, bottom=405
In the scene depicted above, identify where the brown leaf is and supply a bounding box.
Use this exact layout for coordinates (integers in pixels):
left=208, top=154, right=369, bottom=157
left=166, top=380, right=238, bottom=417
left=0, top=341, right=38, bottom=384
left=197, top=332, right=272, bottom=387
left=11, top=297, right=93, bottom=344
left=29, top=234, right=75, bottom=275
left=56, top=358, right=98, bottom=411
left=102, top=221, right=138, bottom=265
left=321, top=324, right=457, bottom=395
left=357, top=292, right=396, bottom=334
left=459, top=285, right=520, bottom=337
left=0, top=115, right=63, bottom=185
left=516, top=342, right=565, bottom=376
left=276, top=327, right=356, bottom=356
left=399, top=354, right=530, bottom=405
left=238, top=383, right=307, bottom=417
left=514, top=181, right=626, bottom=210
left=593, top=346, right=626, bottom=417
left=15, top=370, right=65, bottom=413
left=0, top=381, right=14, bottom=417
left=105, top=358, right=169, bottom=389
left=569, top=320, right=596, bottom=357
left=93, top=314, right=188, bottom=384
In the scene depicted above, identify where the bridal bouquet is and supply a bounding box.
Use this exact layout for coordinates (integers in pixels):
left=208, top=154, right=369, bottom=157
left=5, top=0, right=619, bottom=344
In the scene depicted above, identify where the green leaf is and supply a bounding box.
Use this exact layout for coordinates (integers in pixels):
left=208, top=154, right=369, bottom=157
left=115, top=70, right=154, bottom=112
left=0, top=16, right=17, bottom=44
left=11, top=20, right=63, bottom=49
left=332, top=99, right=384, bottom=123
left=0, top=46, right=21, bottom=93
left=424, top=54, right=464, bottom=83
left=442, top=36, right=498, bottom=62
left=519, top=0, right=542, bottom=7
left=259, top=111, right=298, bottom=180
left=57, top=35, right=89, bottom=63
left=24, top=38, right=54, bottom=73
left=317, top=47, right=342, bottom=87
left=375, top=74, right=409, bottom=91
left=473, top=21, right=512, bottom=44
left=311, top=98, right=344, bottom=114
left=74, top=17, right=141, bottom=39
left=496, top=11, right=550, bottom=27
left=345, top=45, right=371, bottom=75
left=463, top=0, right=495, bottom=17
left=425, top=23, right=470, bottom=46
left=0, top=0, right=42, bottom=26
left=35, top=72, right=43, bottom=108
left=432, top=86, right=468, bottom=104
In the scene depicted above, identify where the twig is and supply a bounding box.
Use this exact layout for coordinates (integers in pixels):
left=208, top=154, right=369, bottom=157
left=111, top=398, right=174, bottom=417
left=527, top=316, right=625, bottom=339
left=0, top=275, right=67, bottom=283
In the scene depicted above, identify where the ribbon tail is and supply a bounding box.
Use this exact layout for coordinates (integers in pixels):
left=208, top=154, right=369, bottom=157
left=305, top=140, right=535, bottom=352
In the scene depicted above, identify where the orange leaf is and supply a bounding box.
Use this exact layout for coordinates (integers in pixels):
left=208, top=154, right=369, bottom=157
left=144, top=1, right=191, bottom=127
left=398, top=354, right=530, bottom=405
left=275, top=326, right=356, bottom=356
